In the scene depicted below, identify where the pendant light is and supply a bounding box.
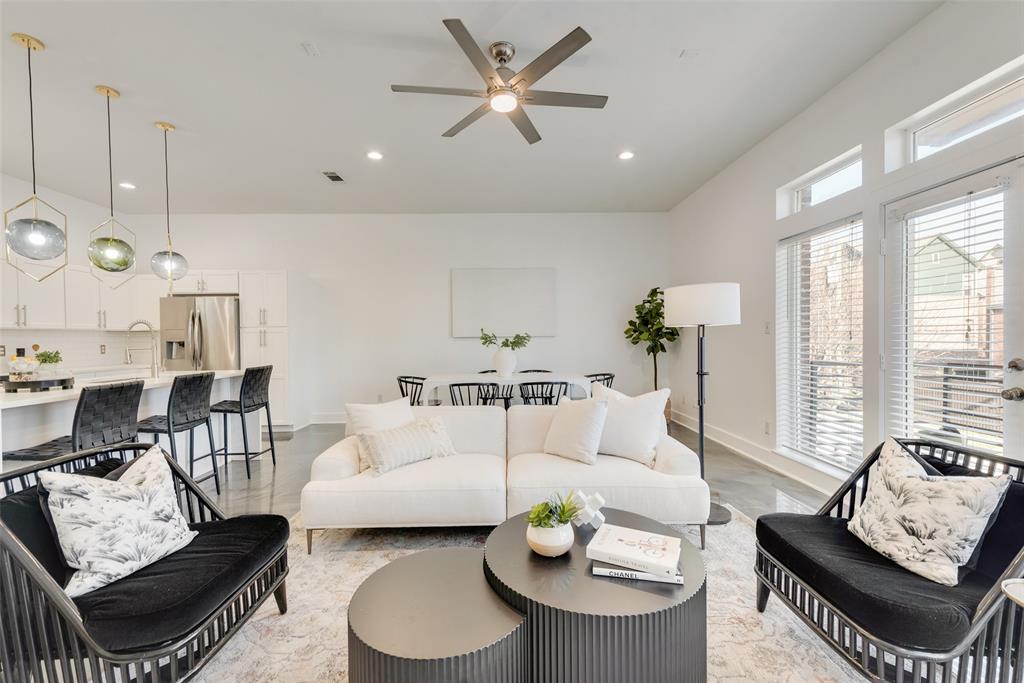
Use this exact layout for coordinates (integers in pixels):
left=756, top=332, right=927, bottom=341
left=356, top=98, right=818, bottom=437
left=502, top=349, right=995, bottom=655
left=87, top=85, right=136, bottom=286
left=3, top=33, right=68, bottom=282
left=150, top=121, right=188, bottom=287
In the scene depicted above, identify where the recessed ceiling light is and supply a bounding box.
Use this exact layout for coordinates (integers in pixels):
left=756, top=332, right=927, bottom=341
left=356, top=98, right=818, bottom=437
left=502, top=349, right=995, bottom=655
left=618, top=151, right=635, bottom=160
left=119, top=182, right=136, bottom=189
left=366, top=151, right=384, bottom=161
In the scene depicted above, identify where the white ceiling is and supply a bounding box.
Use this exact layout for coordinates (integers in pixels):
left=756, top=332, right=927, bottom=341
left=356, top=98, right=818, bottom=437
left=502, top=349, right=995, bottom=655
left=1, top=1, right=937, bottom=214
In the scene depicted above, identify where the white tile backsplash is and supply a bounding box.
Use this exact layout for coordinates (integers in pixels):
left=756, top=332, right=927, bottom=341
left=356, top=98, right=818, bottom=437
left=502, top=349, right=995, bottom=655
left=0, top=328, right=155, bottom=374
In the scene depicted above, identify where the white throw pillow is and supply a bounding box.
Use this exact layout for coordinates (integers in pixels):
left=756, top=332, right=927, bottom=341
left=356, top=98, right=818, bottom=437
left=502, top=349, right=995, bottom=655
left=346, top=397, right=416, bottom=471
left=591, top=384, right=670, bottom=466
left=847, top=438, right=1011, bottom=586
left=357, top=417, right=457, bottom=475
left=38, top=446, right=198, bottom=598
left=543, top=397, right=608, bottom=465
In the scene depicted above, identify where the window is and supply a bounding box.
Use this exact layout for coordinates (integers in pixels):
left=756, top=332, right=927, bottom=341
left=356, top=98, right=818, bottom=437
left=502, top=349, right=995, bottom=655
left=887, top=187, right=1005, bottom=454
left=776, top=147, right=862, bottom=219
left=776, top=216, right=864, bottom=471
left=913, top=78, right=1024, bottom=161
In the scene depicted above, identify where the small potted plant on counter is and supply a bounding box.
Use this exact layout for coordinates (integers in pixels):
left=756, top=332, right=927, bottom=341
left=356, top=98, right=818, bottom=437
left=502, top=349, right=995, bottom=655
left=526, top=492, right=582, bottom=557
left=34, top=346, right=64, bottom=378
left=480, top=329, right=531, bottom=377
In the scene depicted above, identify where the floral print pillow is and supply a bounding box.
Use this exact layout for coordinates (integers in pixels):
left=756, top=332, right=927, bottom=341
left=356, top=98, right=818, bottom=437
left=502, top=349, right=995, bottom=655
left=848, top=438, right=1011, bottom=586
left=39, top=446, right=198, bottom=597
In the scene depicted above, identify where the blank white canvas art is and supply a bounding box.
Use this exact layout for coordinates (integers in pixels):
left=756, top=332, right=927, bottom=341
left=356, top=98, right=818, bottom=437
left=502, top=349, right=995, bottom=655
left=451, top=268, right=557, bottom=338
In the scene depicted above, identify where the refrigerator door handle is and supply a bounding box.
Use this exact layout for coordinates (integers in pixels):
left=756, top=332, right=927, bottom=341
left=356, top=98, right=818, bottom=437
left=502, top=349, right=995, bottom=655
left=187, top=310, right=197, bottom=369
left=197, top=312, right=205, bottom=369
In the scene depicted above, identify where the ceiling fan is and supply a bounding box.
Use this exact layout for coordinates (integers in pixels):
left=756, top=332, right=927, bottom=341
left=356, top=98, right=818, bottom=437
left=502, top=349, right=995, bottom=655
left=391, top=19, right=607, bottom=144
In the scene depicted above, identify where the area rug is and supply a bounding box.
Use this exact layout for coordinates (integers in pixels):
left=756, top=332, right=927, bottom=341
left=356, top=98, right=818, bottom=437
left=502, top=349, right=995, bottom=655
left=195, top=507, right=859, bottom=682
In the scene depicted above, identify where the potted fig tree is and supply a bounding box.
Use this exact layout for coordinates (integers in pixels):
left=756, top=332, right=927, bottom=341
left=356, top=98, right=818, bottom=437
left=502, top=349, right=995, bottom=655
left=624, top=287, right=679, bottom=418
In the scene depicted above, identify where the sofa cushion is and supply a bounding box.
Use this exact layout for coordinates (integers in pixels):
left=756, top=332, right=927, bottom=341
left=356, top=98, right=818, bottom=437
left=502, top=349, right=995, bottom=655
left=73, top=514, right=288, bottom=653
left=757, top=513, right=994, bottom=652
left=357, top=417, right=457, bottom=475
left=0, top=458, right=125, bottom=587
left=412, top=406, right=507, bottom=458
left=507, top=451, right=709, bottom=524
left=542, top=397, right=607, bottom=465
left=301, top=453, right=507, bottom=527
left=591, top=384, right=670, bottom=466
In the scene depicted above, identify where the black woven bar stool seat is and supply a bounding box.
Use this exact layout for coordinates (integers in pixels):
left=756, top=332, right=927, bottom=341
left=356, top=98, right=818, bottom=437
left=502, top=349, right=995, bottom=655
left=211, top=366, right=277, bottom=480
left=3, top=436, right=73, bottom=462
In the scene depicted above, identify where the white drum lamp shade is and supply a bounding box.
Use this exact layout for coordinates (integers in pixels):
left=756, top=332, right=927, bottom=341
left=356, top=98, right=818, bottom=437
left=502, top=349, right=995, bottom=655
left=664, top=282, right=741, bottom=328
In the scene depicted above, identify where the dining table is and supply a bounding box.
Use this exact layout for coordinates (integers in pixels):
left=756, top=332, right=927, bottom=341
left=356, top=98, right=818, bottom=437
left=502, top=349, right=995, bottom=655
left=420, top=373, right=593, bottom=404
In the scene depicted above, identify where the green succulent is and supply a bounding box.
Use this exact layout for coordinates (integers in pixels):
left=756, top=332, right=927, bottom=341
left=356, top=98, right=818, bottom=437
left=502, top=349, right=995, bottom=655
left=527, top=492, right=582, bottom=528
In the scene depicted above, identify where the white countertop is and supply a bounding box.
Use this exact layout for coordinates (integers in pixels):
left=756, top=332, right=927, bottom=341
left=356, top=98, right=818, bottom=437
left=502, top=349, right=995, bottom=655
left=1, top=370, right=246, bottom=409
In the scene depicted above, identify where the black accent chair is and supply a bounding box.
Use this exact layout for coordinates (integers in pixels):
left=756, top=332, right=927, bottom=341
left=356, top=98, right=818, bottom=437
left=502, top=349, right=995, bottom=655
left=450, top=382, right=499, bottom=406
left=0, top=443, right=289, bottom=683
left=137, top=372, right=220, bottom=494
left=2, top=380, right=144, bottom=462
left=397, top=375, right=426, bottom=406
left=755, top=439, right=1024, bottom=682
left=585, top=372, right=615, bottom=388
left=478, top=370, right=515, bottom=409
left=519, top=381, right=569, bottom=405
left=210, top=366, right=277, bottom=480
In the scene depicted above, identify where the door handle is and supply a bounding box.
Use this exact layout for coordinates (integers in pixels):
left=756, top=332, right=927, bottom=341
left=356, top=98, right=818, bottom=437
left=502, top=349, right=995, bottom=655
left=102, top=310, right=107, bottom=329
left=14, top=305, right=20, bottom=326
left=187, top=310, right=196, bottom=368
left=1003, top=387, right=1024, bottom=401
left=1009, top=358, right=1024, bottom=372
left=98, top=310, right=103, bottom=328
left=21, top=305, right=26, bottom=327
left=196, top=314, right=205, bottom=369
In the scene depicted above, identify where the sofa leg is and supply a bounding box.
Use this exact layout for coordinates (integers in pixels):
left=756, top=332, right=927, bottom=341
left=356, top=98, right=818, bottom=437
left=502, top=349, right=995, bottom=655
left=699, top=524, right=706, bottom=550
left=274, top=581, right=288, bottom=614
left=306, top=528, right=314, bottom=555
left=757, top=580, right=770, bottom=613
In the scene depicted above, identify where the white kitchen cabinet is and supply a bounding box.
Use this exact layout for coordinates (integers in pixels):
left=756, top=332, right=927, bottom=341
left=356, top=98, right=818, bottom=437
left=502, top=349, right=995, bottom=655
left=64, top=266, right=103, bottom=330
left=267, top=377, right=289, bottom=425
left=2, top=263, right=22, bottom=327
left=238, top=270, right=287, bottom=328
left=175, top=270, right=238, bottom=294
left=173, top=273, right=204, bottom=294
left=64, top=265, right=151, bottom=330
left=19, top=269, right=66, bottom=329
left=240, top=328, right=262, bottom=368
left=134, top=275, right=168, bottom=328
left=240, top=326, right=290, bottom=426
left=101, top=280, right=138, bottom=330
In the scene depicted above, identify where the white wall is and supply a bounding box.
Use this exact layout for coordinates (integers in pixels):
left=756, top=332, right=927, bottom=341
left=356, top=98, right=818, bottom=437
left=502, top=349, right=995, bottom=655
left=666, top=1, right=1024, bottom=492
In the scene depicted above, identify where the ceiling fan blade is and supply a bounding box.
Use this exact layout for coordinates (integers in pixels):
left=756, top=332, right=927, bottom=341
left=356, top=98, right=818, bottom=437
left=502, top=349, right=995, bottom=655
left=508, top=27, right=591, bottom=91
left=525, top=90, right=608, bottom=108
left=442, top=19, right=505, bottom=88
left=391, top=85, right=485, bottom=98
left=506, top=107, right=541, bottom=144
left=442, top=102, right=491, bottom=138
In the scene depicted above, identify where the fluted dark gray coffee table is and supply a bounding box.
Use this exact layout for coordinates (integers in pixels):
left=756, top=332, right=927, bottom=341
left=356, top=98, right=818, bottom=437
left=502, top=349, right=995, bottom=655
left=484, top=508, right=706, bottom=683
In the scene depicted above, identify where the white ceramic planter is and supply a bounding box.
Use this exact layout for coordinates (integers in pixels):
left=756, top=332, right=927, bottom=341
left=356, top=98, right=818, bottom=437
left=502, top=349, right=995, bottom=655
left=526, top=523, right=574, bottom=557
left=494, top=347, right=517, bottom=377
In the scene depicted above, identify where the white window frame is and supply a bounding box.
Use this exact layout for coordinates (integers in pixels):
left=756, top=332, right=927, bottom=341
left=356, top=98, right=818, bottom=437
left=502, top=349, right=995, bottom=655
left=776, top=146, right=862, bottom=219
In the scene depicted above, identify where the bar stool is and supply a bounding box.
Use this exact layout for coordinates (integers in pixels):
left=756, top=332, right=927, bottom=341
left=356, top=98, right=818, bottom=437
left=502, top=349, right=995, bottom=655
left=136, top=372, right=219, bottom=493
left=210, top=366, right=276, bottom=480
left=2, top=380, right=144, bottom=462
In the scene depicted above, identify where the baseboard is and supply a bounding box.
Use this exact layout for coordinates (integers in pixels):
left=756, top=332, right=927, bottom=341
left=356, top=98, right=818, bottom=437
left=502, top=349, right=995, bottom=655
left=312, top=411, right=345, bottom=424
left=670, top=409, right=840, bottom=496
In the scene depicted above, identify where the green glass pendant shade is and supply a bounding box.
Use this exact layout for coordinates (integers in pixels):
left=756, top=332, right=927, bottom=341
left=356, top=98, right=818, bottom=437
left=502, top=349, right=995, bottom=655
left=87, top=236, right=135, bottom=272
left=5, top=217, right=66, bottom=260
left=150, top=250, right=188, bottom=280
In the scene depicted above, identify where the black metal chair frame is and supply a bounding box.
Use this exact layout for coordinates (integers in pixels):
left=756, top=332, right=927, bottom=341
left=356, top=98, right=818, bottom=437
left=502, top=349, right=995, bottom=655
left=477, top=371, right=515, bottom=409
left=519, top=381, right=569, bottom=405
left=211, top=366, right=277, bottom=480
left=0, top=443, right=289, bottom=683
left=449, top=382, right=499, bottom=406
left=137, top=373, right=220, bottom=494
left=519, top=369, right=552, bottom=373
left=754, top=439, right=1024, bottom=682
left=584, top=372, right=615, bottom=389
left=396, top=376, right=426, bottom=406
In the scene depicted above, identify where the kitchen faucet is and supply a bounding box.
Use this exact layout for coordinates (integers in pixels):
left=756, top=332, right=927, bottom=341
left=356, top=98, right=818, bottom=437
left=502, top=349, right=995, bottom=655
left=124, top=320, right=161, bottom=378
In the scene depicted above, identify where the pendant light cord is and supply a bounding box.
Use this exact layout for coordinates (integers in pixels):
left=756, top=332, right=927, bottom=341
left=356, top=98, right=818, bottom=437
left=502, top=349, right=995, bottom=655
left=106, top=94, right=114, bottom=218
left=27, top=45, right=37, bottom=195
left=163, top=129, right=173, bottom=254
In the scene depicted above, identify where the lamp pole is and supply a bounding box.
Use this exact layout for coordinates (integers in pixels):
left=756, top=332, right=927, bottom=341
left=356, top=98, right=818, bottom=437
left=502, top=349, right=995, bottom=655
left=696, top=323, right=732, bottom=525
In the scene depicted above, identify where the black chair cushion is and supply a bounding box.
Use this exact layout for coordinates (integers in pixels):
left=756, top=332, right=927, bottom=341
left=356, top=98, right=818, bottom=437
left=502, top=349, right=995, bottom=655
left=73, top=514, right=288, bottom=653
left=0, top=459, right=125, bottom=586
left=756, top=513, right=994, bottom=652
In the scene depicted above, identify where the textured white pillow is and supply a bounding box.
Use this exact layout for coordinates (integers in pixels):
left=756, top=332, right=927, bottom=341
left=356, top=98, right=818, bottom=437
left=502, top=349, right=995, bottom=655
left=591, top=384, right=670, bottom=466
left=38, top=446, right=198, bottom=598
left=346, top=397, right=416, bottom=471
left=848, top=438, right=1011, bottom=586
left=357, top=417, right=457, bottom=475
left=543, top=397, right=608, bottom=465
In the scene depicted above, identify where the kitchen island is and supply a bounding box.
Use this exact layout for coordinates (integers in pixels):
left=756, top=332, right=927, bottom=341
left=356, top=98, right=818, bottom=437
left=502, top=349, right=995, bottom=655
left=1, top=370, right=262, bottom=474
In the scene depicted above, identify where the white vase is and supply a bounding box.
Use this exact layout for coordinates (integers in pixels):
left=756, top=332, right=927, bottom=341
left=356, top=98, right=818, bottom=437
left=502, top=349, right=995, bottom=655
left=494, top=347, right=517, bottom=377
left=526, top=523, right=574, bottom=557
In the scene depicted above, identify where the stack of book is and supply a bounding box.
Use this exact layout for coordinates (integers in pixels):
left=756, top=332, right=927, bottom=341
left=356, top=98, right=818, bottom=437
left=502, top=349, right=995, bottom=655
left=586, top=523, right=684, bottom=585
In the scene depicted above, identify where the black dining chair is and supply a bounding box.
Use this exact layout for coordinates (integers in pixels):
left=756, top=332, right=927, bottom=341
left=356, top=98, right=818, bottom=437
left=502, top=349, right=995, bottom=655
left=210, top=366, right=277, bottom=481
left=478, top=370, right=515, bottom=409
left=137, top=372, right=220, bottom=493
left=2, top=380, right=144, bottom=462
left=450, top=382, right=500, bottom=406
left=397, top=376, right=426, bottom=406
left=519, top=381, right=569, bottom=405
left=585, top=372, right=615, bottom=389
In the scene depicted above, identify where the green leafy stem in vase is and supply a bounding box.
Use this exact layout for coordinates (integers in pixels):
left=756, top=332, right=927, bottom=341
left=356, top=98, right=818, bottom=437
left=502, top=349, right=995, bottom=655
left=527, top=491, right=583, bottom=528
left=35, top=349, right=63, bottom=365
left=479, top=329, right=531, bottom=351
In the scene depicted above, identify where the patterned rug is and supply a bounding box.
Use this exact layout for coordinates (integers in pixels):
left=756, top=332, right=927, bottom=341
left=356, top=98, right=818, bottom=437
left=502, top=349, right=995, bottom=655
left=195, top=507, right=859, bottom=682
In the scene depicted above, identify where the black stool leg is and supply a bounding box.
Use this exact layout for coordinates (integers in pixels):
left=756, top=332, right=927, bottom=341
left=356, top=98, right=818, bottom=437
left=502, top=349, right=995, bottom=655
left=205, top=418, right=220, bottom=494
left=222, top=413, right=229, bottom=455
left=239, top=409, right=252, bottom=480
left=167, top=430, right=179, bottom=466
left=264, top=404, right=277, bottom=466
left=188, top=428, right=196, bottom=478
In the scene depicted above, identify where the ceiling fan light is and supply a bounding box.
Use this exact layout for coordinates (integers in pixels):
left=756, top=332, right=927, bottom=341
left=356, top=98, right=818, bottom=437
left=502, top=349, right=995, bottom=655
left=489, top=91, right=518, bottom=113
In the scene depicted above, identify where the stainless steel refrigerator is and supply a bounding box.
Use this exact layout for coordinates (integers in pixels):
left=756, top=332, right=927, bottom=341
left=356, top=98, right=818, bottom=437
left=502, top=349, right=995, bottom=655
left=160, top=295, right=240, bottom=371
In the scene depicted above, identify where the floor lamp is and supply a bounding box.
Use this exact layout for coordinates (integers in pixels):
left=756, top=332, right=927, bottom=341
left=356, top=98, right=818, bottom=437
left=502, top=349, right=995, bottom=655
left=664, top=282, right=741, bottom=526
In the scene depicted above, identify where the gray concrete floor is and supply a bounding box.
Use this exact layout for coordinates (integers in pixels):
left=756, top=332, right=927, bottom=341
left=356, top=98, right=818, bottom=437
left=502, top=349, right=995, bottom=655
left=202, top=422, right=827, bottom=521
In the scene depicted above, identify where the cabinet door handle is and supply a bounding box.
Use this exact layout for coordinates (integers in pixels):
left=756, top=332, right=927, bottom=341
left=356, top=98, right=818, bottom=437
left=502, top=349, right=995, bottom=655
left=21, top=305, right=27, bottom=327
left=98, top=310, right=103, bottom=328
left=102, top=310, right=107, bottom=328
left=13, top=305, right=20, bottom=326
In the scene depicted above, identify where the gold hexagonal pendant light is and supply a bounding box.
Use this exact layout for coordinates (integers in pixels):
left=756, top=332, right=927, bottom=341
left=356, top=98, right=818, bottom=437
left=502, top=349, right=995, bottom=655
left=4, top=33, right=68, bottom=283
left=87, top=85, right=137, bottom=288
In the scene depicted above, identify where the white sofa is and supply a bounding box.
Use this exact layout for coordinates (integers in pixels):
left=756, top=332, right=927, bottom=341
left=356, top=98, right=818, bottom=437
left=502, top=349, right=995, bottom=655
left=300, top=405, right=710, bottom=552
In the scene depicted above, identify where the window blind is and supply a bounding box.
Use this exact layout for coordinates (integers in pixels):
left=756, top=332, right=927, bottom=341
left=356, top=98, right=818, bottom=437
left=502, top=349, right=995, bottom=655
left=887, top=187, right=1005, bottom=454
left=776, top=216, right=864, bottom=471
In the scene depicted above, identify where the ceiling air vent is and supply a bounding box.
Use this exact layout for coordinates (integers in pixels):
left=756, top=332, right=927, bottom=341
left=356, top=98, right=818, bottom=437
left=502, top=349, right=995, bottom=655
left=322, top=171, right=344, bottom=182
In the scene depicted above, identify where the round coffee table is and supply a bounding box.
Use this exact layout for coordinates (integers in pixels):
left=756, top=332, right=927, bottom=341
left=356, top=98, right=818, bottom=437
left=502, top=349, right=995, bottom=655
left=347, top=548, right=526, bottom=683
left=484, top=508, right=707, bottom=683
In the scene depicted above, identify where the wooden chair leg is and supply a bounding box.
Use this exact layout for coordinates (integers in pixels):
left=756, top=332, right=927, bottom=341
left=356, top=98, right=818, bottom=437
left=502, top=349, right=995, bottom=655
left=306, top=528, right=314, bottom=554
